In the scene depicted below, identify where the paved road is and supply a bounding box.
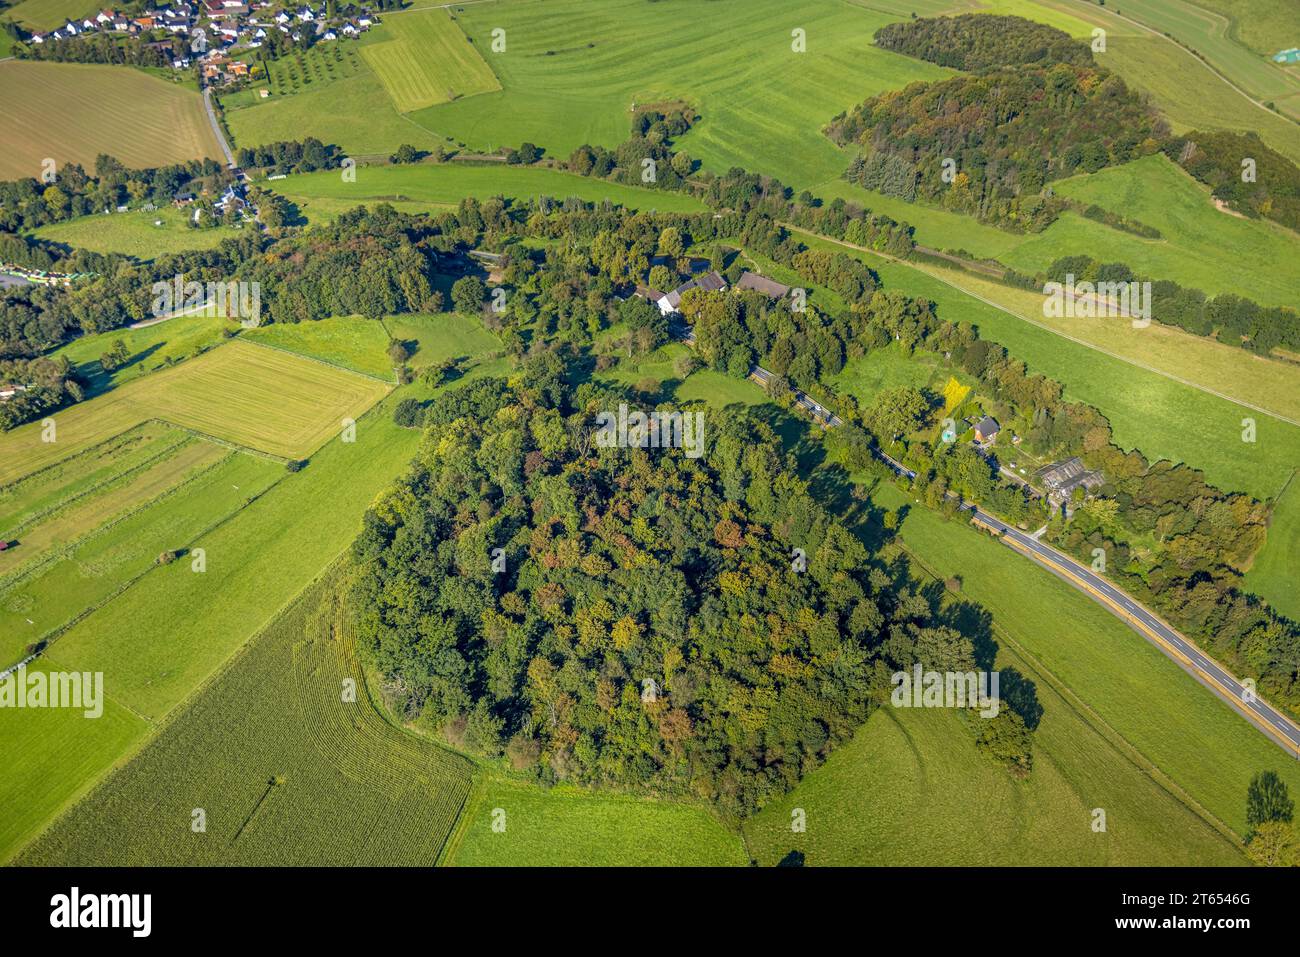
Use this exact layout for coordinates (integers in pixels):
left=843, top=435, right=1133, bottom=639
left=202, top=86, right=237, bottom=169
left=671, top=320, right=1300, bottom=756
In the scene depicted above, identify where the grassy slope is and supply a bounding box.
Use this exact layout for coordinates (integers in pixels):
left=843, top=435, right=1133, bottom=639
left=1186, top=0, right=1300, bottom=57
left=1245, top=471, right=1300, bottom=620
left=20, top=566, right=474, bottom=866
left=243, top=316, right=395, bottom=380
left=867, top=479, right=1300, bottom=838
left=450, top=779, right=748, bottom=866
left=413, top=0, right=950, bottom=188
left=266, top=163, right=708, bottom=218
left=7, top=0, right=97, bottom=30
left=1098, top=0, right=1300, bottom=119
left=360, top=7, right=500, bottom=112
left=0, top=61, right=221, bottom=179
left=33, top=207, right=244, bottom=259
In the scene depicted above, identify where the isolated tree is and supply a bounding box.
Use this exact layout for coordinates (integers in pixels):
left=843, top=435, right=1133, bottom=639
left=99, top=338, right=130, bottom=373
left=1246, top=821, right=1298, bottom=867
left=451, top=276, right=486, bottom=315
left=1247, top=771, right=1294, bottom=838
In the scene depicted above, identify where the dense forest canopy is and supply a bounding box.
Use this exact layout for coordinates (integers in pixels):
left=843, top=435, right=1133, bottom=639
left=874, top=13, right=1094, bottom=72
left=830, top=13, right=1163, bottom=230
left=351, top=369, right=1031, bottom=815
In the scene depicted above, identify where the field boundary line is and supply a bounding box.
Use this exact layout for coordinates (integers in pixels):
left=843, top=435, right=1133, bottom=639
left=11, top=461, right=283, bottom=661
left=0, top=439, right=223, bottom=593
left=896, top=537, right=1245, bottom=849
left=3, top=430, right=193, bottom=535
left=783, top=223, right=1300, bottom=428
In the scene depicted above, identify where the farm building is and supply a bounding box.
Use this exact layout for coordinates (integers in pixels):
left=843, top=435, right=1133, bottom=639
left=659, top=271, right=727, bottom=315
left=1038, top=456, right=1104, bottom=504
left=736, top=271, right=791, bottom=299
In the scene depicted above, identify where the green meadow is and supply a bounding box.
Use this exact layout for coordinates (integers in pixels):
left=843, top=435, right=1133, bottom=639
left=449, top=779, right=748, bottom=866
left=33, top=207, right=243, bottom=259
left=21, top=566, right=474, bottom=866
left=266, top=163, right=708, bottom=219
left=407, top=0, right=951, bottom=188
left=867, top=480, right=1300, bottom=839
left=1245, top=472, right=1300, bottom=622
left=243, top=316, right=396, bottom=380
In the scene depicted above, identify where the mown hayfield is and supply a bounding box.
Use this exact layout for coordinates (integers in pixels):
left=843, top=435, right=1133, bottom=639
left=1245, top=471, right=1300, bottom=621
left=1013, top=155, right=1300, bottom=308
left=20, top=566, right=474, bottom=865
left=0, top=388, right=427, bottom=856
left=50, top=312, right=236, bottom=398
left=7, top=0, right=98, bottom=30
left=867, top=480, right=1300, bottom=838
left=0, top=421, right=181, bottom=530
left=794, top=232, right=1300, bottom=503
left=0, top=661, right=150, bottom=863
left=34, top=207, right=244, bottom=259
left=0, top=449, right=282, bottom=665
left=360, top=7, right=500, bottom=112
left=745, top=685, right=1244, bottom=865
left=414, top=0, right=951, bottom=188
left=1101, top=0, right=1300, bottom=120
left=266, top=163, right=709, bottom=217
left=0, top=339, right=391, bottom=485
left=244, top=317, right=395, bottom=380
left=0, top=61, right=222, bottom=180
left=0, top=436, right=227, bottom=581
left=223, top=68, right=447, bottom=159
left=449, top=779, right=748, bottom=866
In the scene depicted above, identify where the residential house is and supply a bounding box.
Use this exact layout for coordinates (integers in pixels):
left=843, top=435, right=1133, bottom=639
left=973, top=415, right=1000, bottom=444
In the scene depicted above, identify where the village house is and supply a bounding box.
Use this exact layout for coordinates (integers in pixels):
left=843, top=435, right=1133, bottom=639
left=973, top=415, right=1000, bottom=445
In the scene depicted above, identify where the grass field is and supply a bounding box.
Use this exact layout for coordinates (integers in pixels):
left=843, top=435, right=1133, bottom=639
left=19, top=565, right=474, bottom=865
left=223, top=69, right=447, bottom=160
left=381, top=312, right=503, bottom=369
left=1186, top=0, right=1300, bottom=57
left=1020, top=155, right=1300, bottom=307
left=405, top=0, right=951, bottom=188
left=449, top=779, right=748, bottom=866
left=1245, top=471, right=1300, bottom=621
left=831, top=343, right=980, bottom=406
left=0, top=435, right=227, bottom=581
left=866, top=480, right=1300, bottom=838
left=1094, top=0, right=1300, bottom=120
left=0, top=660, right=150, bottom=863
left=33, top=207, right=243, bottom=259
left=244, top=317, right=395, bottom=380
left=265, top=163, right=708, bottom=219
left=745, top=694, right=1244, bottom=865
left=0, top=387, right=428, bottom=860
left=0, top=61, right=222, bottom=180
left=360, top=7, right=500, bottom=112
left=0, top=339, right=391, bottom=482
left=7, top=0, right=97, bottom=30
left=825, top=154, right=1300, bottom=309
left=0, top=449, right=282, bottom=665
left=49, top=313, right=236, bottom=397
